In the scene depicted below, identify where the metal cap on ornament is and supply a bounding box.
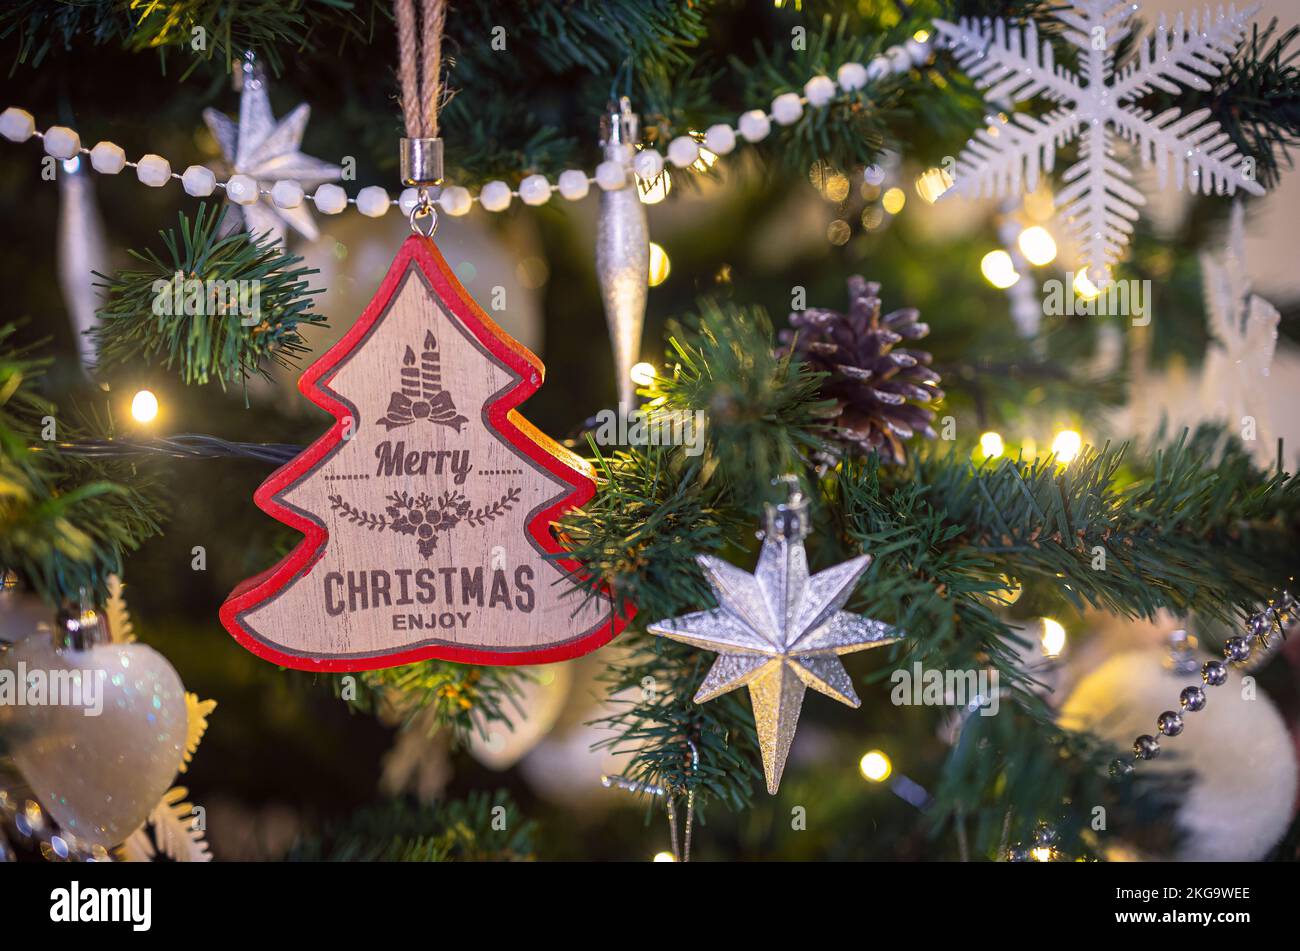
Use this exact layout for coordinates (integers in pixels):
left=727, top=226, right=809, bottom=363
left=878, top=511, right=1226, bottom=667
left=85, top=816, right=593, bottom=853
left=763, top=475, right=810, bottom=543
left=53, top=595, right=111, bottom=652
left=600, top=97, right=638, bottom=161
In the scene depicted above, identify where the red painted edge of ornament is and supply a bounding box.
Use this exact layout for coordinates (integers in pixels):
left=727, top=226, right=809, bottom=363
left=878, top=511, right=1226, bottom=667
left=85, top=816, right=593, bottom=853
left=219, top=234, right=632, bottom=670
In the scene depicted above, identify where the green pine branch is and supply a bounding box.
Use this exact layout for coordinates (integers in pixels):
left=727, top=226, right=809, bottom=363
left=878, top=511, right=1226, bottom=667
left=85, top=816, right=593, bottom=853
left=560, top=295, right=1297, bottom=842
left=92, top=203, right=326, bottom=390
left=339, top=660, right=529, bottom=747
left=288, top=791, right=536, bottom=861
left=0, top=324, right=164, bottom=606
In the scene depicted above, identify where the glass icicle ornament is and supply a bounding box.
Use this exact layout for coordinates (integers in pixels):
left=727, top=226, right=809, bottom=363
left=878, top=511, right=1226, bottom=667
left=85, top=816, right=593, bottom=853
left=595, top=98, right=649, bottom=411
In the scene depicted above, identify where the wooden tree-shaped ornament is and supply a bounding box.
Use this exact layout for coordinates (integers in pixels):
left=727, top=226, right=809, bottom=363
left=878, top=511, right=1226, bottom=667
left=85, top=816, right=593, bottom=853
left=221, top=235, right=627, bottom=669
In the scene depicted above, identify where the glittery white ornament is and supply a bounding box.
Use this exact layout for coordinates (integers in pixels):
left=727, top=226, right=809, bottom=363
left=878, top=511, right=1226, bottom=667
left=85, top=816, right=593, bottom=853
left=933, top=1, right=1265, bottom=278
left=649, top=481, right=904, bottom=793
left=1061, top=648, right=1297, bottom=861
left=1198, top=201, right=1279, bottom=464
left=1, top=635, right=187, bottom=848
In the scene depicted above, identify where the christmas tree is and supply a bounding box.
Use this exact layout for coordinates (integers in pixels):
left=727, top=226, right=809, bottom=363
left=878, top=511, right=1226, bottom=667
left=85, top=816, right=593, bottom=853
left=1, top=0, right=1298, bottom=872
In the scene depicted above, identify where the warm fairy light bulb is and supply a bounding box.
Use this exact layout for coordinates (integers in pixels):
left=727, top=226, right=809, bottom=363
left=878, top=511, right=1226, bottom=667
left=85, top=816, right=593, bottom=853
left=881, top=187, right=906, bottom=214
left=637, top=169, right=671, bottom=205
left=1032, top=846, right=1054, bottom=862
left=130, top=389, right=159, bottom=423
left=630, top=362, right=656, bottom=386
left=913, top=29, right=931, bottom=43
left=979, top=431, right=1005, bottom=459
left=914, top=167, right=954, bottom=203
left=1040, top=618, right=1067, bottom=658
left=648, top=242, right=671, bottom=287
left=980, top=250, right=1020, bottom=289
left=1017, top=226, right=1057, bottom=266
left=1051, top=429, right=1083, bottom=463
left=652, top=851, right=676, bottom=862
left=859, top=750, right=892, bottom=782
left=1073, top=269, right=1101, bottom=302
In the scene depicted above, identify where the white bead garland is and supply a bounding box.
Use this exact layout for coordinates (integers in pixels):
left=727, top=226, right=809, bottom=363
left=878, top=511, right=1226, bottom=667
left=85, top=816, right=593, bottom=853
left=271, top=179, right=304, bottom=209
left=557, top=169, right=590, bottom=201
left=43, top=126, right=79, bottom=160
left=667, top=136, right=700, bottom=169
left=4, top=46, right=902, bottom=222
left=89, top=141, right=126, bottom=175
left=595, top=160, right=626, bottom=191
left=704, top=124, right=736, bottom=155
left=0, top=107, right=34, bottom=143
left=738, top=109, right=771, bottom=142
left=906, top=38, right=931, bottom=66
left=480, top=180, right=512, bottom=211
left=771, top=92, right=803, bottom=126
left=356, top=185, right=390, bottom=217
left=633, top=149, right=664, bottom=180
left=803, top=76, right=836, bottom=108
left=182, top=165, right=216, bottom=197
left=439, top=185, right=472, bottom=216
left=314, top=183, right=348, bottom=214
left=135, top=154, right=171, bottom=187
left=837, top=62, right=868, bottom=92
left=226, top=174, right=259, bottom=205
left=518, top=174, right=552, bottom=206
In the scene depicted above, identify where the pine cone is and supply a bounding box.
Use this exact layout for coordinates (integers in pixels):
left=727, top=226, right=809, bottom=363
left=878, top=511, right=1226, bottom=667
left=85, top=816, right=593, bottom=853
left=779, top=276, right=943, bottom=465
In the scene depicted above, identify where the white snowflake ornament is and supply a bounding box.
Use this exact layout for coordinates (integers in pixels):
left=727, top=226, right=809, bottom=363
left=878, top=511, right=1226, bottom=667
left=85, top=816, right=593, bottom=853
left=934, top=1, right=1265, bottom=279
left=1199, top=201, right=1279, bottom=460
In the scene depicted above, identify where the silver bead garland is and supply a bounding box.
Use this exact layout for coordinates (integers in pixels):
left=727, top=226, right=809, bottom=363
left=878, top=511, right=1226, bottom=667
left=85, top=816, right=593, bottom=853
left=1110, top=591, right=1296, bottom=777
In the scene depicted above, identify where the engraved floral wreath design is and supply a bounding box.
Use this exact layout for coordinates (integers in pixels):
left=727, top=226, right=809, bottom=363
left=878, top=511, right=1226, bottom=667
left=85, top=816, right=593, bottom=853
left=329, top=488, right=521, bottom=558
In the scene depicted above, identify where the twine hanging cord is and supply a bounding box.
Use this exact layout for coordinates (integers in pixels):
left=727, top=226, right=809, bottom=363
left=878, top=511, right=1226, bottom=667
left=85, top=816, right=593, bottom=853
left=396, top=0, right=447, bottom=139
left=396, top=0, right=448, bottom=233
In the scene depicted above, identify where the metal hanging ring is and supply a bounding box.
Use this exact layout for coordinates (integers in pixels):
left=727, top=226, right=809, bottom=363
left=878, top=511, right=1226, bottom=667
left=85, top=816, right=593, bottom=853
left=409, top=188, right=439, bottom=237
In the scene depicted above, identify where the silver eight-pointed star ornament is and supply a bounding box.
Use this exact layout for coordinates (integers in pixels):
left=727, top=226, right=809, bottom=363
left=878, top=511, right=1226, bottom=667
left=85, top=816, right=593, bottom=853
left=202, top=57, right=342, bottom=244
left=648, top=479, right=903, bottom=793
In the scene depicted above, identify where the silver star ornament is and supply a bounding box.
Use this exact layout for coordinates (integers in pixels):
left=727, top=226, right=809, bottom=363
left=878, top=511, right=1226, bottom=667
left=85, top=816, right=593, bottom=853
left=648, top=480, right=903, bottom=793
left=203, top=58, right=342, bottom=244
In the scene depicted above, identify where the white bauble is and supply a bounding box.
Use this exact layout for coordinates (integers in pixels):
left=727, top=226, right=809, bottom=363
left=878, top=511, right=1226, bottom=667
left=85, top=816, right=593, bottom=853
left=468, top=663, right=572, bottom=770
left=0, top=635, right=187, bottom=847
left=1061, top=650, right=1297, bottom=861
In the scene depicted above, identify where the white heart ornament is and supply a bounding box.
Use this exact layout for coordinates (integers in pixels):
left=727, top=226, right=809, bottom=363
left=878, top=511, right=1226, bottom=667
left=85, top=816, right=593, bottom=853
left=1, top=636, right=187, bottom=847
